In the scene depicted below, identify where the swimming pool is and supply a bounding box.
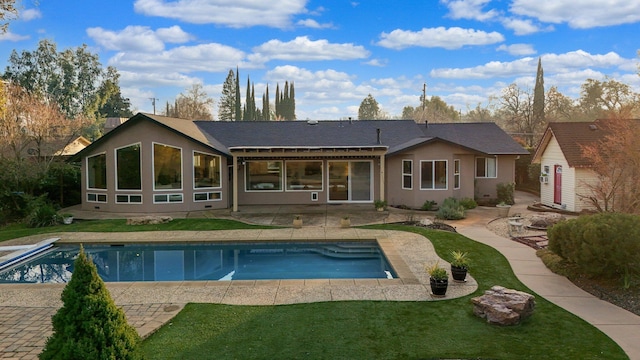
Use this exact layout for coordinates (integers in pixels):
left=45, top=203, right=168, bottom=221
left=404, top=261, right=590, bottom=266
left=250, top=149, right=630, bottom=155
left=0, top=241, right=396, bottom=283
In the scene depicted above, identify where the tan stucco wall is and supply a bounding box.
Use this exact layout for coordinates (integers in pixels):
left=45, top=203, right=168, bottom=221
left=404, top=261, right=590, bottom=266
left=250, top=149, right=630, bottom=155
left=384, top=142, right=515, bottom=209
left=81, top=120, right=230, bottom=213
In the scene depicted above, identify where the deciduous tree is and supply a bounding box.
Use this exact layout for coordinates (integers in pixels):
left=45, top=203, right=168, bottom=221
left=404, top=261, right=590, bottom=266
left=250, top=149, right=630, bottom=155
left=0, top=0, right=17, bottom=33
left=580, top=117, right=640, bottom=214
left=164, top=83, right=214, bottom=120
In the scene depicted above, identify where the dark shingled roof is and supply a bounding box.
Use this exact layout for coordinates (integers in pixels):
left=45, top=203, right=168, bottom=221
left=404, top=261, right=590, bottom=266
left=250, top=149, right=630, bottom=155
left=421, top=122, right=530, bottom=155
left=73, top=114, right=528, bottom=160
left=534, top=121, right=608, bottom=167
left=194, top=119, right=420, bottom=149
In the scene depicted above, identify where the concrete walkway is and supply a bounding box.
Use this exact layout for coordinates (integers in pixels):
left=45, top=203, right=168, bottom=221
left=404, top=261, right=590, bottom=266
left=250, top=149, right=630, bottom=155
left=454, top=192, right=640, bottom=360
left=1, top=192, right=640, bottom=359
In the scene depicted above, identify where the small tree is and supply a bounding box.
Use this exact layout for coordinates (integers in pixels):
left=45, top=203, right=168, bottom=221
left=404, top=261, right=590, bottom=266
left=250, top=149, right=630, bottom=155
left=40, top=246, right=143, bottom=360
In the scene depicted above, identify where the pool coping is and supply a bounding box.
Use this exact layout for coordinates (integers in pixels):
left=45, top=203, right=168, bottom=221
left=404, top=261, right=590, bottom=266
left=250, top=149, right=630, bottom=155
left=0, top=229, right=477, bottom=304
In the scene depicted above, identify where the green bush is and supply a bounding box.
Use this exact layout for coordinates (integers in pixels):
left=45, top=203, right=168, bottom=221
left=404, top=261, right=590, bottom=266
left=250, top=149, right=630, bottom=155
left=496, top=182, right=515, bottom=205
left=435, top=197, right=465, bottom=220
left=24, top=196, right=59, bottom=228
left=548, top=213, right=640, bottom=286
left=421, top=200, right=437, bottom=211
left=40, top=246, right=143, bottom=360
left=459, top=197, right=477, bottom=209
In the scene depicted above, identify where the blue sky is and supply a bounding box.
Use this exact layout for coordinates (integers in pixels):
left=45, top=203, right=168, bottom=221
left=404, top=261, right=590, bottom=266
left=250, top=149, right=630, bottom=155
left=1, top=0, right=639, bottom=120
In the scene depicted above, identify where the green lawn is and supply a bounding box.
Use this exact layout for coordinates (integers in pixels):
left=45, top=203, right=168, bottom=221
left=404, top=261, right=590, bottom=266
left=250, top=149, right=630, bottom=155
left=141, top=225, right=628, bottom=360
left=0, top=218, right=273, bottom=242
left=0, top=221, right=627, bottom=359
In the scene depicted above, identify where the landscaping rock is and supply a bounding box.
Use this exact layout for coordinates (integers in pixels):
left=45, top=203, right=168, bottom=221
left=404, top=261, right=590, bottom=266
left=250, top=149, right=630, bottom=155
left=471, top=286, right=535, bottom=325
left=126, top=216, right=173, bottom=225
left=529, top=213, right=566, bottom=229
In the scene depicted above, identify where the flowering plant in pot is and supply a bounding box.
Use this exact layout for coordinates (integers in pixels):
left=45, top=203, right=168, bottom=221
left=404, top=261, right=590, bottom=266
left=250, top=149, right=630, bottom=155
left=450, top=250, right=469, bottom=282
left=426, top=261, right=448, bottom=296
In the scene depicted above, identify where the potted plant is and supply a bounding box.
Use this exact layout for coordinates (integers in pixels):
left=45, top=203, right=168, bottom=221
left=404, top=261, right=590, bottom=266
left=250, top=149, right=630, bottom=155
left=374, top=200, right=387, bottom=211
left=496, top=201, right=511, bottom=217
left=340, top=216, right=351, bottom=228
left=426, top=261, right=448, bottom=296
left=293, top=215, right=303, bottom=228
left=59, top=213, right=74, bottom=225
left=450, top=250, right=469, bottom=282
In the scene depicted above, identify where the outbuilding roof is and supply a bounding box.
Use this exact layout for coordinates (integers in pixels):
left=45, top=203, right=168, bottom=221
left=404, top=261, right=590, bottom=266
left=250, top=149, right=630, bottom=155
left=532, top=121, right=609, bottom=167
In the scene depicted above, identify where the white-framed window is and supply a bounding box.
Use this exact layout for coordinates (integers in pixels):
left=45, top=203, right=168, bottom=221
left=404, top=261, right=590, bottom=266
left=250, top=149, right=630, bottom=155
left=87, top=193, right=107, bottom=203
left=153, top=193, right=183, bottom=203
left=193, top=151, right=221, bottom=189
left=402, top=160, right=412, bottom=190
left=285, top=160, right=323, bottom=191
left=476, top=157, right=497, bottom=178
left=454, top=159, right=460, bottom=190
left=115, top=194, right=142, bottom=204
left=245, top=161, right=283, bottom=191
left=194, top=191, right=222, bottom=202
left=115, top=143, right=141, bottom=191
left=153, top=142, right=182, bottom=190
left=420, top=160, right=447, bottom=190
left=87, top=153, right=107, bottom=190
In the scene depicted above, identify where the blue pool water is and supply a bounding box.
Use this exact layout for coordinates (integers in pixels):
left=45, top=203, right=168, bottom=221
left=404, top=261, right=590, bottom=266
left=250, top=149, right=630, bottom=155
left=0, top=241, right=396, bottom=283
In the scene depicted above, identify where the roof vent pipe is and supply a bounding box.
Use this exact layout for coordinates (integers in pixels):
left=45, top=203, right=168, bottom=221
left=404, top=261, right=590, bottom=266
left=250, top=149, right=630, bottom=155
left=425, top=120, right=428, bottom=128
left=377, top=128, right=381, bottom=144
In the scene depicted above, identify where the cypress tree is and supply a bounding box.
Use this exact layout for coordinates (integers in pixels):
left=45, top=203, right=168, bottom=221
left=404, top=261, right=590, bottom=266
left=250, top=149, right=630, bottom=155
left=533, top=57, right=545, bottom=145
left=40, top=246, right=142, bottom=360
left=289, top=82, right=296, bottom=120
left=275, top=83, right=280, bottom=120
left=234, top=67, right=241, bottom=122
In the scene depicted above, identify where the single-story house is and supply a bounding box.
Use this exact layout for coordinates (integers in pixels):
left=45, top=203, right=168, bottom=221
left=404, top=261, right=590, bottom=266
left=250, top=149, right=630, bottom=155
left=72, top=113, right=528, bottom=213
left=532, top=121, right=606, bottom=212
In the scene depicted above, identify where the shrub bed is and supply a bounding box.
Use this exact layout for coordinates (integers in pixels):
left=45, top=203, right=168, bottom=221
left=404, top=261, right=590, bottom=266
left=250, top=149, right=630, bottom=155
left=548, top=213, right=640, bottom=286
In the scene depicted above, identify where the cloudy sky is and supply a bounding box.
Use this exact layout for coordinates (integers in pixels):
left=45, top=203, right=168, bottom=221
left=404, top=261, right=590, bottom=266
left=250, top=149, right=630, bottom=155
left=1, top=0, right=639, bottom=120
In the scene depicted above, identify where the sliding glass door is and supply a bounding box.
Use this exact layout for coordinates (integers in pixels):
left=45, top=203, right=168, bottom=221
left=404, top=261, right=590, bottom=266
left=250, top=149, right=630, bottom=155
left=328, top=161, right=372, bottom=202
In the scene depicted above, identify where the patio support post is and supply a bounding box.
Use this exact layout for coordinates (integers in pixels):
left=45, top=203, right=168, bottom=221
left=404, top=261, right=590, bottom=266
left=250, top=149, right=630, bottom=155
left=232, top=154, right=238, bottom=212
left=379, top=154, right=385, bottom=201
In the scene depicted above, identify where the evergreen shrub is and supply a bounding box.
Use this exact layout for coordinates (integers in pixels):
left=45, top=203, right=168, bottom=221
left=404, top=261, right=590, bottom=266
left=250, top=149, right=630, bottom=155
left=435, top=197, right=466, bottom=220
left=548, top=213, right=640, bottom=285
left=459, top=197, right=477, bottom=210
left=25, top=196, right=59, bottom=228
left=40, top=246, right=143, bottom=360
left=496, top=182, right=515, bottom=205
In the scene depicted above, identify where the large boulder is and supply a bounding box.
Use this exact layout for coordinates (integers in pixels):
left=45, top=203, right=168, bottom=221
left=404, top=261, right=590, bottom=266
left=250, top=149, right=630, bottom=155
left=471, top=286, right=535, bottom=325
left=126, top=216, right=173, bottom=225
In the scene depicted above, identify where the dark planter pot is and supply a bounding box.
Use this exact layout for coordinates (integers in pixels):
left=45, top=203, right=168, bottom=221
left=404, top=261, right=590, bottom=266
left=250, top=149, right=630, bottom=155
left=451, top=265, right=468, bottom=282
left=430, top=278, right=448, bottom=296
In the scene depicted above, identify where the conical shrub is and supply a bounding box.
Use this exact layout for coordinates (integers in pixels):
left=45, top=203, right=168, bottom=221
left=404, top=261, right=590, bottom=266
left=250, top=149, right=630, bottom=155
left=40, top=245, right=143, bottom=359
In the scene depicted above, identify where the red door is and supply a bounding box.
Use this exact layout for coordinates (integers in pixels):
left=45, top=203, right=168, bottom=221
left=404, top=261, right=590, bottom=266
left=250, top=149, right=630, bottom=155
left=554, top=165, right=562, bottom=204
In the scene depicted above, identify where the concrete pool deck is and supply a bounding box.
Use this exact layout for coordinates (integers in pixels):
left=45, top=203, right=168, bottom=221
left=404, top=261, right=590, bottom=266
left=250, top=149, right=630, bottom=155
left=2, top=192, right=640, bottom=359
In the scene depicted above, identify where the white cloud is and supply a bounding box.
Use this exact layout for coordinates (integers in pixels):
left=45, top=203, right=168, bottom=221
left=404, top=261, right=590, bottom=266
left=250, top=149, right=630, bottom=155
left=377, top=27, right=504, bottom=50
left=109, top=43, right=248, bottom=73
left=87, top=25, right=192, bottom=52
left=133, top=0, right=307, bottom=28
left=21, top=8, right=42, bottom=21
left=0, top=31, right=29, bottom=42
left=441, top=0, right=500, bottom=21
left=431, top=50, right=630, bottom=79
left=365, top=59, right=387, bottom=67
left=497, top=43, right=536, bottom=56
left=296, top=19, right=334, bottom=29
left=501, top=18, right=550, bottom=35
left=248, top=36, right=369, bottom=63
left=510, top=0, right=640, bottom=28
